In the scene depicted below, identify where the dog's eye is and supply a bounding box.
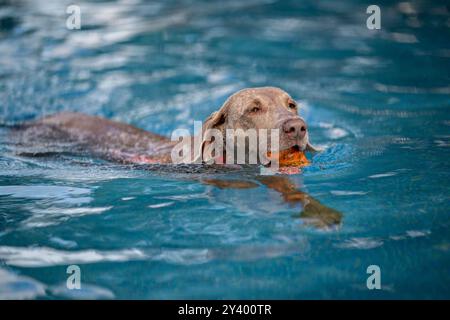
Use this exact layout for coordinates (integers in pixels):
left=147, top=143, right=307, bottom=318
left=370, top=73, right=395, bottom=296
left=288, top=102, right=297, bottom=110
left=249, top=106, right=261, bottom=113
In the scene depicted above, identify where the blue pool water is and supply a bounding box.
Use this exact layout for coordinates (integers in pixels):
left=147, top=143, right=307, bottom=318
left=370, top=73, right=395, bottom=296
left=0, top=0, right=449, bottom=299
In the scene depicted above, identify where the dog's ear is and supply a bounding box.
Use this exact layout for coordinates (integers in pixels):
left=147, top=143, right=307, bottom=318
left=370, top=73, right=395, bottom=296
left=193, top=102, right=229, bottom=163
left=202, top=109, right=227, bottom=132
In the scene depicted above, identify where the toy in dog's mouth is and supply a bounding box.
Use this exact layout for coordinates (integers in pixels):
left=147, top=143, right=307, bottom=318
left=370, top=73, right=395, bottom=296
left=267, top=145, right=310, bottom=167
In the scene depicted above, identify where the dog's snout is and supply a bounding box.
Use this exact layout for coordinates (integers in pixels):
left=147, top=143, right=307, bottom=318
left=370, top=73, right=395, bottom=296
left=282, top=118, right=307, bottom=139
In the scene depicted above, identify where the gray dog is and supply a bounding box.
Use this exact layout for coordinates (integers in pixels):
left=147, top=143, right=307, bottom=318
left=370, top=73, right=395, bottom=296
left=11, top=87, right=341, bottom=228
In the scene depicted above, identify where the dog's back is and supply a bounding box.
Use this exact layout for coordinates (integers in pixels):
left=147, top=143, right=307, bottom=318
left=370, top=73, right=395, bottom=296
left=9, top=112, right=175, bottom=163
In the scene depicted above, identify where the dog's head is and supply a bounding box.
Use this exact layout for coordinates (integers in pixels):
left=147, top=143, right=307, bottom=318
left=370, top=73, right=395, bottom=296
left=199, top=87, right=318, bottom=164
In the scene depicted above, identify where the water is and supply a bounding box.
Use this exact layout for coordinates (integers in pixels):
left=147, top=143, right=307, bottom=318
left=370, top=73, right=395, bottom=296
left=0, top=0, right=449, bottom=299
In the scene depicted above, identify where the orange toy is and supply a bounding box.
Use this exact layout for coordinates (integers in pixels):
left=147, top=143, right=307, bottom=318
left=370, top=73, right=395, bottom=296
left=268, top=147, right=310, bottom=167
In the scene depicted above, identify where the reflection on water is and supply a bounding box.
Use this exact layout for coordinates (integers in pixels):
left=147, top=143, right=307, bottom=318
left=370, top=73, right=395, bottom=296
left=0, top=0, right=449, bottom=299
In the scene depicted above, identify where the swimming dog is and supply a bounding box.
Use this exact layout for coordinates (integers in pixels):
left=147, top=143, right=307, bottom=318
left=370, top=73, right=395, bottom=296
left=11, top=87, right=341, bottom=228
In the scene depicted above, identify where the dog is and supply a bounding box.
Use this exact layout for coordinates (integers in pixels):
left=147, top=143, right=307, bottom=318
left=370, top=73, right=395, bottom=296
left=10, top=87, right=341, bottom=228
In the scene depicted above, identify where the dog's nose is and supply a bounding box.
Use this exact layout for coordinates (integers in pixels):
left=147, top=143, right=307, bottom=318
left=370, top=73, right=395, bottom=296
left=282, top=118, right=307, bottom=139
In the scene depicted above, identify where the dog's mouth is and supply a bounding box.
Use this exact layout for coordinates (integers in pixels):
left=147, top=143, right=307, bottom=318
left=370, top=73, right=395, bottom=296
left=286, top=144, right=301, bottom=152
left=266, top=144, right=309, bottom=167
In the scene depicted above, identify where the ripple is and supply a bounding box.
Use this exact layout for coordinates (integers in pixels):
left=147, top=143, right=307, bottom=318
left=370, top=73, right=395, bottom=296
left=50, top=283, right=114, bottom=300
left=303, top=143, right=354, bottom=176
left=324, top=127, right=349, bottom=140
left=385, top=32, right=418, bottom=44
left=0, top=185, right=90, bottom=199
left=212, top=242, right=310, bottom=261
left=0, top=243, right=312, bottom=268
left=317, top=121, right=352, bottom=140
left=0, top=246, right=148, bottom=267
left=49, top=237, right=78, bottom=249
left=368, top=172, right=398, bottom=179
left=374, top=83, right=450, bottom=95
left=397, top=2, right=417, bottom=15
left=406, top=230, right=431, bottom=238
left=336, top=238, right=383, bottom=250
left=330, top=190, right=368, bottom=196
left=0, top=245, right=215, bottom=267
left=332, top=103, right=436, bottom=118
left=23, top=206, right=113, bottom=228
left=157, top=193, right=207, bottom=201
left=148, top=201, right=174, bottom=209
left=154, top=248, right=210, bottom=265
left=0, top=268, right=46, bottom=299
left=434, top=139, right=450, bottom=147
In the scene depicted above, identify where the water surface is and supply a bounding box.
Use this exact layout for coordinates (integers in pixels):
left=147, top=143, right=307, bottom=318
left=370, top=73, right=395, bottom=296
left=0, top=0, right=449, bottom=299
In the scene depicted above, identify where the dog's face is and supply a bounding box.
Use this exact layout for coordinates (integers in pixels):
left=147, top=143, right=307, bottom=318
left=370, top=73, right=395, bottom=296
left=200, top=87, right=316, bottom=164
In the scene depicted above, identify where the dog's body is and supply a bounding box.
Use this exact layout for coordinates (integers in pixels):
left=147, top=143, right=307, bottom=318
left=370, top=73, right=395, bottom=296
left=12, top=87, right=316, bottom=164
left=9, top=87, right=341, bottom=228
left=12, top=111, right=176, bottom=164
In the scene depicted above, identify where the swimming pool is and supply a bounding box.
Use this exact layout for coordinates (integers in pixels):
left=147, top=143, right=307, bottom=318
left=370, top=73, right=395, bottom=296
left=0, top=0, right=449, bottom=299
